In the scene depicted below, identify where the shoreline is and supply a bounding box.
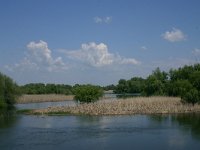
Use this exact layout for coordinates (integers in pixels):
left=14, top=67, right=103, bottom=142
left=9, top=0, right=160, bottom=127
left=17, top=94, right=74, bottom=104
left=19, top=96, right=200, bottom=116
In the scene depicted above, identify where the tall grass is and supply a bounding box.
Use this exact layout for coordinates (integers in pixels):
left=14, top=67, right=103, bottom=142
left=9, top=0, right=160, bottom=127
left=31, top=96, right=200, bottom=115
left=17, top=94, right=74, bottom=104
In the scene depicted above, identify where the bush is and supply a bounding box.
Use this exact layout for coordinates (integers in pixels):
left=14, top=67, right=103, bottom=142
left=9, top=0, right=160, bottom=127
left=182, top=89, right=200, bottom=105
left=0, top=72, right=20, bottom=109
left=73, top=85, right=103, bottom=103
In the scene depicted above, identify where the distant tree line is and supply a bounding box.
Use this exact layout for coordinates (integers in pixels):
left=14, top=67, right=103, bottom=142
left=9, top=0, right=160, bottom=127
left=114, top=64, right=200, bottom=105
left=1, top=63, right=200, bottom=107
left=103, top=84, right=116, bottom=91
left=0, top=72, right=20, bottom=109
left=20, top=83, right=73, bottom=95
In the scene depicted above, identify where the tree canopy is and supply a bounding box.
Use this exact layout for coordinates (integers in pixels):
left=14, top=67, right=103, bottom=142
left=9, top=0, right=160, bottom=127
left=73, top=84, right=103, bottom=103
left=114, top=64, right=200, bottom=104
left=0, top=72, right=20, bottom=109
left=20, top=83, right=72, bottom=95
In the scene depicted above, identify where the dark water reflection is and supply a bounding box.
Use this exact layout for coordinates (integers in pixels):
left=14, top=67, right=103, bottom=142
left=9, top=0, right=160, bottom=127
left=0, top=114, right=200, bottom=150
left=172, top=113, right=200, bottom=140
left=0, top=109, right=18, bottom=128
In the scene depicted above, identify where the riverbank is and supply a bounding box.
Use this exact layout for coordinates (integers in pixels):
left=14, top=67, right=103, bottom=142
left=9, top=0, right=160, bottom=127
left=17, top=94, right=74, bottom=104
left=23, top=97, right=200, bottom=115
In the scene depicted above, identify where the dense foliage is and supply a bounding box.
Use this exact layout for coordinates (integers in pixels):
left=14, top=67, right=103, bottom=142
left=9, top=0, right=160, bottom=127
left=20, top=83, right=72, bottom=95
left=0, top=72, right=20, bottom=109
left=114, top=64, right=200, bottom=104
left=73, top=84, right=103, bottom=103
left=114, top=77, right=145, bottom=94
left=103, top=84, right=116, bottom=91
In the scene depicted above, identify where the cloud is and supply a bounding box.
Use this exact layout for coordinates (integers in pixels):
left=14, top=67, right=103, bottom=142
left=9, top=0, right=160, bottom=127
left=6, top=40, right=68, bottom=72
left=192, top=48, right=200, bottom=56
left=94, top=16, right=112, bottom=24
left=5, top=57, right=39, bottom=72
left=150, top=57, right=196, bottom=71
left=192, top=48, right=200, bottom=62
left=63, top=42, right=140, bottom=67
left=94, top=17, right=103, bottom=23
left=140, top=46, right=147, bottom=50
left=120, top=58, right=139, bottom=65
left=162, top=28, right=186, bottom=42
left=27, top=40, right=52, bottom=65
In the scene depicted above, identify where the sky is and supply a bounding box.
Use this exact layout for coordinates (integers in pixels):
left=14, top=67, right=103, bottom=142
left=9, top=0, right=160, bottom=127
left=0, top=0, right=200, bottom=86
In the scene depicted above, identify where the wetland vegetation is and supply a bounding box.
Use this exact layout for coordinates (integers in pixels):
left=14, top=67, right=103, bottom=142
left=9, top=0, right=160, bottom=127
left=25, top=97, right=200, bottom=116
left=1, top=64, right=200, bottom=116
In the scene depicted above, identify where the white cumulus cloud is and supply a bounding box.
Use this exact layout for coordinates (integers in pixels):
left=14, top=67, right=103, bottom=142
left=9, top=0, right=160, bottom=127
left=64, top=42, right=140, bottom=67
left=94, top=16, right=112, bottom=24
left=162, top=28, right=186, bottom=42
left=6, top=40, right=68, bottom=72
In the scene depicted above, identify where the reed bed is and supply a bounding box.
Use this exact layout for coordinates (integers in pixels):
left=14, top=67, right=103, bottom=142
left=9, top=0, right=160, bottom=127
left=31, top=96, right=200, bottom=115
left=17, top=94, right=74, bottom=104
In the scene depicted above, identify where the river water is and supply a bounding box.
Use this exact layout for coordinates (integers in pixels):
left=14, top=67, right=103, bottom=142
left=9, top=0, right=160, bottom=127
left=0, top=101, right=200, bottom=150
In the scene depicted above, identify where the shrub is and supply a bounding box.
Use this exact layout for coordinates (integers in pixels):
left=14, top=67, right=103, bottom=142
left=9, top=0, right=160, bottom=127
left=181, top=89, right=200, bottom=105
left=73, top=85, right=103, bottom=103
left=0, top=72, right=20, bottom=109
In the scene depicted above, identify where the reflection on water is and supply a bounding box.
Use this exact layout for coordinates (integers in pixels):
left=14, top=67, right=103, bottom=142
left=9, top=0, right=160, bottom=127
left=0, top=114, right=200, bottom=150
left=148, top=113, right=200, bottom=140
left=172, top=113, right=200, bottom=140
left=0, top=110, right=18, bottom=128
left=15, top=100, right=76, bottom=110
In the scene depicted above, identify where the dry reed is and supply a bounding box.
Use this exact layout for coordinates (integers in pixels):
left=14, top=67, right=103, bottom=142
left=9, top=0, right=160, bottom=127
left=31, top=96, right=200, bottom=115
left=17, top=94, right=74, bottom=104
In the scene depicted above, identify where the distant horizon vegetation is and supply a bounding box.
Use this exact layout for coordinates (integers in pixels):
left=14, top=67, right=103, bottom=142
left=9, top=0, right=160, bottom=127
left=0, top=63, right=200, bottom=109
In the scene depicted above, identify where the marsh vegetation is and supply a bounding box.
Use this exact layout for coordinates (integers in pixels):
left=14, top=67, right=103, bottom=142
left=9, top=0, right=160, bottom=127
left=16, top=94, right=74, bottom=104
left=28, top=97, right=200, bottom=115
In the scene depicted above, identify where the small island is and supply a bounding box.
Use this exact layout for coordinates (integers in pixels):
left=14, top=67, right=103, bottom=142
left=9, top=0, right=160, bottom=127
left=1, top=64, right=200, bottom=116
left=26, top=97, right=200, bottom=116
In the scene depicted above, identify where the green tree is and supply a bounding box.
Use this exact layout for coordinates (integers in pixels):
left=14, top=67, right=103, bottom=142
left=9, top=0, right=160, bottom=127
left=167, top=80, right=193, bottom=97
left=73, top=84, right=103, bottom=103
left=113, top=64, right=200, bottom=104
left=103, top=84, right=116, bottom=91
left=20, top=83, right=72, bottom=95
left=182, top=89, right=200, bottom=105
left=190, top=71, right=200, bottom=91
left=0, top=72, right=20, bottom=109
left=114, top=79, right=128, bottom=94
left=127, top=77, right=145, bottom=93
left=152, top=67, right=168, bottom=83
left=144, top=75, right=164, bottom=96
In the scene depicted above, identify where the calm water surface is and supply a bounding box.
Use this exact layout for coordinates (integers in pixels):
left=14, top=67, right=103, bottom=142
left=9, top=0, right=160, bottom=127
left=15, top=100, right=76, bottom=110
left=1, top=114, right=200, bottom=150
left=0, top=102, right=200, bottom=150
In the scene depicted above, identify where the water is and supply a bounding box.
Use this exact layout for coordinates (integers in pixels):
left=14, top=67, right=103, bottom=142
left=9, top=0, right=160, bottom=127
left=15, top=100, right=76, bottom=110
left=1, top=102, right=200, bottom=150
left=1, top=114, right=200, bottom=150
left=15, top=94, right=118, bottom=110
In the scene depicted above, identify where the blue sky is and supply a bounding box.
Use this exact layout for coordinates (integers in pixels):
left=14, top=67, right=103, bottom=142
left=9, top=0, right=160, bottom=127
left=0, top=0, right=200, bottom=85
